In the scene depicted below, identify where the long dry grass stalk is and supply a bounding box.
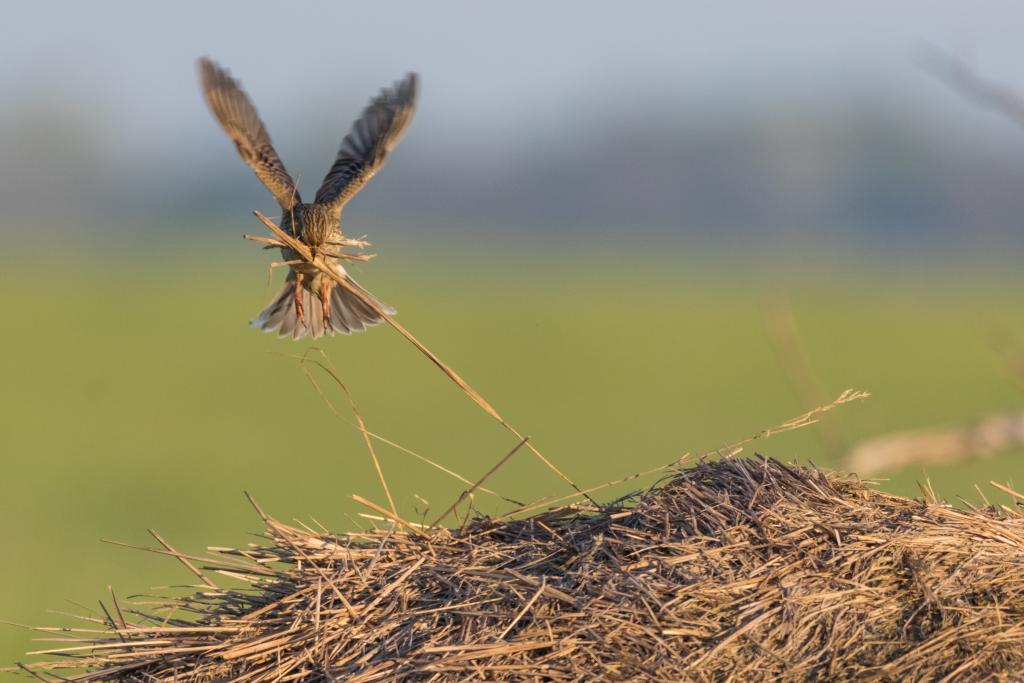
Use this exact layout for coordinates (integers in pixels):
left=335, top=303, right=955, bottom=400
left=293, top=348, right=530, bottom=530
left=284, top=349, right=523, bottom=507
left=761, top=299, right=849, bottom=460
left=246, top=211, right=587, bottom=501
left=291, top=348, right=396, bottom=516
left=147, top=530, right=217, bottom=589
left=496, top=388, right=870, bottom=520
left=429, top=437, right=530, bottom=529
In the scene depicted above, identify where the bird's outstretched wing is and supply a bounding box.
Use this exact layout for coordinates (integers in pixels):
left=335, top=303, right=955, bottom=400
left=315, top=73, right=418, bottom=213
left=198, top=57, right=301, bottom=210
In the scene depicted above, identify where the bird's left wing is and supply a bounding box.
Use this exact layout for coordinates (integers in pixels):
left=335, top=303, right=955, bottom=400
left=198, top=57, right=302, bottom=210
left=314, top=73, right=418, bottom=213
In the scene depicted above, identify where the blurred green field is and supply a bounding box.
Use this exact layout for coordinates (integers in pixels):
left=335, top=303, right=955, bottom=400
left=2, top=234, right=1023, bottom=670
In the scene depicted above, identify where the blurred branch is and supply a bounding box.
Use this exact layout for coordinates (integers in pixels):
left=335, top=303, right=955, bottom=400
left=845, top=412, right=1024, bottom=477
left=918, top=45, right=1024, bottom=129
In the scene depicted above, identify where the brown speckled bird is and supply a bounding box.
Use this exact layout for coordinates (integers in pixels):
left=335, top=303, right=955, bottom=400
left=198, top=57, right=418, bottom=339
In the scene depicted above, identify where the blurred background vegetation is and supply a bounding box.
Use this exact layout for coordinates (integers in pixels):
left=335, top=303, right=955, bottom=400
left=3, top=0, right=1024, bottom=672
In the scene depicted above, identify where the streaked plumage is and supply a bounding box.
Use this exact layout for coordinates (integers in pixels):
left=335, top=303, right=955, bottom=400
left=314, top=73, right=418, bottom=212
left=198, top=61, right=302, bottom=211
left=197, top=57, right=418, bottom=339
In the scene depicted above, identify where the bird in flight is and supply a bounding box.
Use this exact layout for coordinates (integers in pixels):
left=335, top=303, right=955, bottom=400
left=198, top=57, right=418, bottom=339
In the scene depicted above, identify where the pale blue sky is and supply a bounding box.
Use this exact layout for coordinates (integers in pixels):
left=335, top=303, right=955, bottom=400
left=6, top=0, right=1024, bottom=158
left=5, top=1, right=1024, bottom=242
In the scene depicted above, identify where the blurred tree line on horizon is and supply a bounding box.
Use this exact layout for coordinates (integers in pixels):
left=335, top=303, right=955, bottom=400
left=3, top=74, right=1024, bottom=251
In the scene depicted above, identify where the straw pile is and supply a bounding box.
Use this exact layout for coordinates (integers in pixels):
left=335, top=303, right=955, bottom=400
left=21, top=457, right=1024, bottom=681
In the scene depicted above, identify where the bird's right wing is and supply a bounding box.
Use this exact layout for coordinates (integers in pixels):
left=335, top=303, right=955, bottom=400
left=314, top=73, right=418, bottom=213
left=198, top=57, right=302, bottom=210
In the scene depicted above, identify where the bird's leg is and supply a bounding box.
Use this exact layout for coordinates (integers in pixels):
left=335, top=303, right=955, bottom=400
left=321, top=280, right=332, bottom=327
left=294, top=272, right=305, bottom=325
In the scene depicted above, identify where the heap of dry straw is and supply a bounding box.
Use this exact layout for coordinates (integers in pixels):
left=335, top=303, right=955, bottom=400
left=19, top=456, right=1024, bottom=681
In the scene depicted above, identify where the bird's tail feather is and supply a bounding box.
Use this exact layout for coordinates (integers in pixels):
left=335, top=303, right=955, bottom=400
left=251, top=276, right=394, bottom=340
